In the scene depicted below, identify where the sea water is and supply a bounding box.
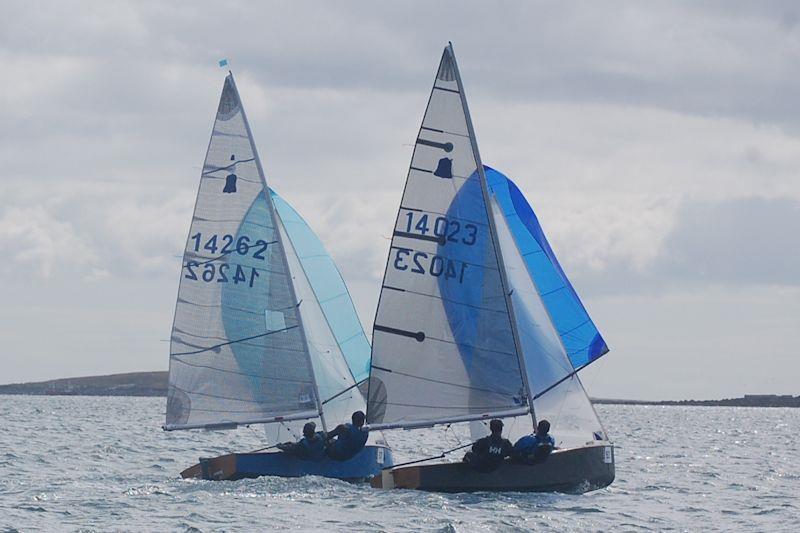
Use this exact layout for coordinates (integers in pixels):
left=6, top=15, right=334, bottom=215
left=1, top=395, right=797, bottom=531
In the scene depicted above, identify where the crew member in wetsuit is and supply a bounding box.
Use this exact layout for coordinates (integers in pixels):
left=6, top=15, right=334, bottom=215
left=326, top=411, right=369, bottom=461
left=513, top=419, right=557, bottom=463
left=463, top=418, right=513, bottom=472
left=276, top=422, right=327, bottom=461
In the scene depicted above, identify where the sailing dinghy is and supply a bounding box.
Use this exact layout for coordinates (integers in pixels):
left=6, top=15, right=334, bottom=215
left=367, top=44, right=613, bottom=493
left=165, top=72, right=392, bottom=481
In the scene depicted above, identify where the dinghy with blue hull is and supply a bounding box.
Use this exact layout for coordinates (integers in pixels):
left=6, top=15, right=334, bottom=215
left=165, top=70, right=390, bottom=481
left=365, top=44, right=613, bottom=493
left=183, top=445, right=393, bottom=481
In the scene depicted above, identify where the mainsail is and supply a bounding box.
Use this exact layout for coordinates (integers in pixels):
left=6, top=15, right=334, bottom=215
left=367, top=45, right=529, bottom=428
left=166, top=74, right=321, bottom=431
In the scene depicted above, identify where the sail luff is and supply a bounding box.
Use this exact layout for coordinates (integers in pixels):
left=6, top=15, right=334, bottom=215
left=446, top=43, right=537, bottom=426
left=228, top=73, right=328, bottom=433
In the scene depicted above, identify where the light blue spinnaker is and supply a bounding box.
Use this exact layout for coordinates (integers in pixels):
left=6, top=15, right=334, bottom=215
left=485, top=166, right=608, bottom=371
left=270, top=190, right=372, bottom=385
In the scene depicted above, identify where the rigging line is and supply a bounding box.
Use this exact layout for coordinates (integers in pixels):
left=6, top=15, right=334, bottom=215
left=171, top=333, right=306, bottom=354
left=422, top=334, right=519, bottom=359
left=531, top=355, right=604, bottom=402
left=383, top=285, right=509, bottom=315
left=171, top=325, right=299, bottom=356
left=175, top=298, right=263, bottom=315
left=321, top=378, right=368, bottom=406
left=168, top=383, right=308, bottom=406
left=246, top=442, right=283, bottom=454
left=382, top=441, right=474, bottom=470
left=368, top=366, right=519, bottom=396
left=171, top=356, right=315, bottom=384
left=192, top=217, right=271, bottom=228
left=281, top=420, right=301, bottom=441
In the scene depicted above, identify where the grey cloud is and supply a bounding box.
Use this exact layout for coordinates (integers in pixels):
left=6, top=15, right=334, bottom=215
left=5, top=1, right=800, bottom=126
left=569, top=196, right=800, bottom=296
left=659, top=196, right=800, bottom=285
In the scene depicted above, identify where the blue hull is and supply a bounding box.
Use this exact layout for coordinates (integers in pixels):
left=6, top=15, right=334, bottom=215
left=181, top=445, right=393, bottom=481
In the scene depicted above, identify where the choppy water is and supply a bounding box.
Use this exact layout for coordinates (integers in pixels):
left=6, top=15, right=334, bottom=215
left=1, top=396, right=797, bottom=531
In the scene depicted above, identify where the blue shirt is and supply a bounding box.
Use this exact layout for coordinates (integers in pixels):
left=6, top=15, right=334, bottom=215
left=514, top=433, right=556, bottom=455
left=297, top=432, right=327, bottom=461
left=329, top=423, right=369, bottom=460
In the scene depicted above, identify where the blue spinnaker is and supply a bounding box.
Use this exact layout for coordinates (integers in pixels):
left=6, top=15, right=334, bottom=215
left=485, top=166, right=608, bottom=370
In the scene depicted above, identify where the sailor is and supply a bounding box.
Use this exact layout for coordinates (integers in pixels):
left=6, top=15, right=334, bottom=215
left=513, top=419, right=557, bottom=463
left=276, top=422, right=327, bottom=461
left=326, top=411, right=369, bottom=461
left=463, top=418, right=513, bottom=472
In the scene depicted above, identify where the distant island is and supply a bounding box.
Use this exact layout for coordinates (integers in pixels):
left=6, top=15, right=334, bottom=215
left=1, top=372, right=798, bottom=408
left=0, top=371, right=168, bottom=397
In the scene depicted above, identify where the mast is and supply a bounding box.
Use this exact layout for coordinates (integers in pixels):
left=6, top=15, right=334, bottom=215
left=446, top=43, right=537, bottom=427
left=229, top=73, right=328, bottom=433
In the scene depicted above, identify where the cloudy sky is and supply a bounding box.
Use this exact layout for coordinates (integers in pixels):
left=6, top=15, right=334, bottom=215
left=1, top=1, right=798, bottom=400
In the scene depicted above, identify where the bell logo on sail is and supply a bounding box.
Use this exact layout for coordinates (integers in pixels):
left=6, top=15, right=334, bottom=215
left=223, top=154, right=238, bottom=193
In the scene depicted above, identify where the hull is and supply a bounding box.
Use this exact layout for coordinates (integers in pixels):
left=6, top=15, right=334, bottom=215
left=181, top=445, right=393, bottom=481
left=372, top=443, right=614, bottom=493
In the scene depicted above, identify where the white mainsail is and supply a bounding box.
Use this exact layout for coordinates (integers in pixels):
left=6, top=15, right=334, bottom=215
left=367, top=45, right=530, bottom=428
left=165, top=73, right=360, bottom=432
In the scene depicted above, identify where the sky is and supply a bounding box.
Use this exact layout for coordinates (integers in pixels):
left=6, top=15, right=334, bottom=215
left=1, top=1, right=798, bottom=400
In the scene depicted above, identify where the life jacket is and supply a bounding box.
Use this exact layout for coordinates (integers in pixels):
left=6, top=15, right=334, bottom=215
left=298, top=432, right=327, bottom=461
left=514, top=433, right=555, bottom=463
left=329, top=423, right=369, bottom=461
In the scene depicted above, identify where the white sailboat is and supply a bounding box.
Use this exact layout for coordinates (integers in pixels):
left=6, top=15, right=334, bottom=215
left=367, top=44, right=613, bottom=492
left=165, top=71, right=392, bottom=480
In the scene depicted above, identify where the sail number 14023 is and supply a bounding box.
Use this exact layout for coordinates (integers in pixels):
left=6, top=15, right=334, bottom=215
left=393, top=248, right=467, bottom=283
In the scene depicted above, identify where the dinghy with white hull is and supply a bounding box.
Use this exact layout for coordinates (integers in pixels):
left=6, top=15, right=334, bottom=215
left=165, top=71, right=392, bottom=481
left=366, top=44, right=612, bottom=493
